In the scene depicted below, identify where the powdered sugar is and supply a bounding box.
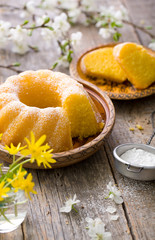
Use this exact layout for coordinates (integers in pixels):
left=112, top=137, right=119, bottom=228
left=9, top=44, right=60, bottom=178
left=121, top=148, right=155, bottom=167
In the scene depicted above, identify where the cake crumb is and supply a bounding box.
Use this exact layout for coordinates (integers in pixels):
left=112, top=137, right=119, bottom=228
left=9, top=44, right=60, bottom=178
left=136, top=124, right=144, bottom=130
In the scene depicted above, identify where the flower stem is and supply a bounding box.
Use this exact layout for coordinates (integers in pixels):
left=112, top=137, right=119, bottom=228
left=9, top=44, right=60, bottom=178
left=0, top=209, right=13, bottom=224
left=9, top=156, right=25, bottom=169
left=9, top=159, right=31, bottom=174
left=72, top=205, right=78, bottom=213
left=13, top=155, right=15, bottom=164
left=14, top=204, right=18, bottom=217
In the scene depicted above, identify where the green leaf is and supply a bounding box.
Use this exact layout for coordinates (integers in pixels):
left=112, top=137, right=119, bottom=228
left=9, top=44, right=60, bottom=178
left=12, top=62, right=21, bottom=67
left=60, top=41, right=69, bottom=52
left=51, top=62, right=58, bottom=70
left=43, top=17, right=50, bottom=25
left=111, top=21, right=116, bottom=28
left=145, top=26, right=152, bottom=30
left=101, top=22, right=108, bottom=27
left=28, top=30, right=33, bottom=36
left=47, top=26, right=53, bottom=31
left=113, top=32, right=122, bottom=41
left=111, top=22, right=123, bottom=28
left=22, top=20, right=29, bottom=26
left=28, top=24, right=35, bottom=36
left=67, top=50, right=73, bottom=63
left=29, top=45, right=39, bottom=52
left=115, top=23, right=123, bottom=28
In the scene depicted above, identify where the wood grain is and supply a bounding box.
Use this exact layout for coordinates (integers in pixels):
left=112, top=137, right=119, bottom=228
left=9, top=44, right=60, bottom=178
left=0, top=0, right=155, bottom=239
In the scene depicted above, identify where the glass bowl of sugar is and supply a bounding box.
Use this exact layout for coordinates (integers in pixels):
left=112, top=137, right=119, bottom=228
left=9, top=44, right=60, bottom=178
left=113, top=143, right=155, bottom=181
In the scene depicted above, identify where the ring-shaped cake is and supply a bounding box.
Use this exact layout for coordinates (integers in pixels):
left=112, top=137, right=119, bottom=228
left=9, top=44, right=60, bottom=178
left=0, top=70, right=103, bottom=152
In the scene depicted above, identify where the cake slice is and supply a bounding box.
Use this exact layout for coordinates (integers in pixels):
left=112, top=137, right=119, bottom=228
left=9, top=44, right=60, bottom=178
left=113, top=42, right=155, bottom=89
left=80, top=47, right=127, bottom=83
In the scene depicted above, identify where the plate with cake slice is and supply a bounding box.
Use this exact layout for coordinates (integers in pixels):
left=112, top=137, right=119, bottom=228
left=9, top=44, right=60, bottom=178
left=70, top=42, right=155, bottom=100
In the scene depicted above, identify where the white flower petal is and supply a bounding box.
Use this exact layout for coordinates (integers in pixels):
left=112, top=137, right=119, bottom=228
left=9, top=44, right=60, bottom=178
left=148, top=42, right=155, bottom=51
left=110, top=214, right=119, bottom=221
left=102, top=231, right=112, bottom=240
left=86, top=217, right=111, bottom=240
left=113, top=195, right=124, bottom=204
left=106, top=206, right=117, bottom=214
left=60, top=194, right=80, bottom=213
left=71, top=31, right=82, bottom=46
left=60, top=206, right=72, bottom=213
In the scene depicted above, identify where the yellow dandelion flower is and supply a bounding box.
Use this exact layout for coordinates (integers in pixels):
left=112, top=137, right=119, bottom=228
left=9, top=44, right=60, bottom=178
left=4, top=143, right=26, bottom=155
left=0, top=133, right=3, bottom=141
left=7, top=166, right=27, bottom=192
left=20, top=132, right=50, bottom=164
left=0, top=181, right=10, bottom=201
left=37, top=149, right=56, bottom=168
left=21, top=173, right=37, bottom=199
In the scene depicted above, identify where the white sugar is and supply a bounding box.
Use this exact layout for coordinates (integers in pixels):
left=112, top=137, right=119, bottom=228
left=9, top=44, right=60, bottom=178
left=121, top=148, right=155, bottom=167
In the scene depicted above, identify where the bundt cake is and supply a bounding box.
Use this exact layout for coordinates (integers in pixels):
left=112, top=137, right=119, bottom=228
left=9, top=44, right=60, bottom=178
left=113, top=42, right=155, bottom=89
left=80, top=47, right=127, bottom=83
left=0, top=70, right=103, bottom=152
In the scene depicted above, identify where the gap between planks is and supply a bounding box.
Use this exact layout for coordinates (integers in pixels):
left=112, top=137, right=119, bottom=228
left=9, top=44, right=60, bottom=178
left=103, top=143, right=135, bottom=240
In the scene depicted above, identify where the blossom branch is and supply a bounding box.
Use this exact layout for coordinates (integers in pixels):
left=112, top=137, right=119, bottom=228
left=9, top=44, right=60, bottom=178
left=0, top=63, right=22, bottom=73
left=0, top=4, right=21, bottom=11
left=0, top=0, right=154, bottom=71
left=123, top=20, right=155, bottom=39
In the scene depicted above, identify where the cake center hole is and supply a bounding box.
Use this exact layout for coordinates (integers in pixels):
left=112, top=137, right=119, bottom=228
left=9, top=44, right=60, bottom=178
left=18, top=84, right=62, bottom=108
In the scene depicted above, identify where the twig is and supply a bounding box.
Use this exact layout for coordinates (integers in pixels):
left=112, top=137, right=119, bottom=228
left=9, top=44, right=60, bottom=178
left=0, top=65, right=22, bottom=73
left=0, top=4, right=22, bottom=11
left=123, top=20, right=155, bottom=39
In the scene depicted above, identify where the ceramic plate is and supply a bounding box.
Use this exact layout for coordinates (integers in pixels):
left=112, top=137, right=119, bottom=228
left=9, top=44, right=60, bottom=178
left=70, top=43, right=155, bottom=100
left=0, top=80, right=115, bottom=169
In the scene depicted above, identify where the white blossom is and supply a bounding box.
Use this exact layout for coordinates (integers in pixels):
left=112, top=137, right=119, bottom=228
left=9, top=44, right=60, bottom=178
left=57, top=55, right=70, bottom=68
left=36, top=15, right=58, bottom=44
left=60, top=194, right=80, bottom=212
left=40, top=0, right=58, bottom=10
left=99, top=28, right=115, bottom=39
left=41, top=28, right=56, bottom=45
left=9, top=25, right=29, bottom=54
left=71, top=31, right=82, bottom=46
left=26, top=1, right=36, bottom=14
left=61, top=40, right=69, bottom=50
left=81, top=0, right=97, bottom=12
left=36, top=14, right=51, bottom=26
left=86, top=217, right=112, bottom=240
left=106, top=181, right=123, bottom=204
left=58, top=0, right=78, bottom=9
left=0, top=20, right=11, bottom=47
left=20, top=1, right=36, bottom=18
left=68, top=8, right=81, bottom=23
left=148, top=42, right=155, bottom=51
left=52, top=13, right=70, bottom=38
left=99, top=5, right=128, bottom=25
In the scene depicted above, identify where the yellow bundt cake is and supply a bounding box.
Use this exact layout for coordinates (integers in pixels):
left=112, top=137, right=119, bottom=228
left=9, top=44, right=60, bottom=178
left=113, top=42, right=155, bottom=89
left=0, top=70, right=103, bottom=152
left=80, top=47, right=127, bottom=83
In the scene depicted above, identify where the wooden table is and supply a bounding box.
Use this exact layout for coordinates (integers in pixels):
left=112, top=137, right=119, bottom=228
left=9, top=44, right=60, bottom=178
left=0, top=0, right=155, bottom=239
